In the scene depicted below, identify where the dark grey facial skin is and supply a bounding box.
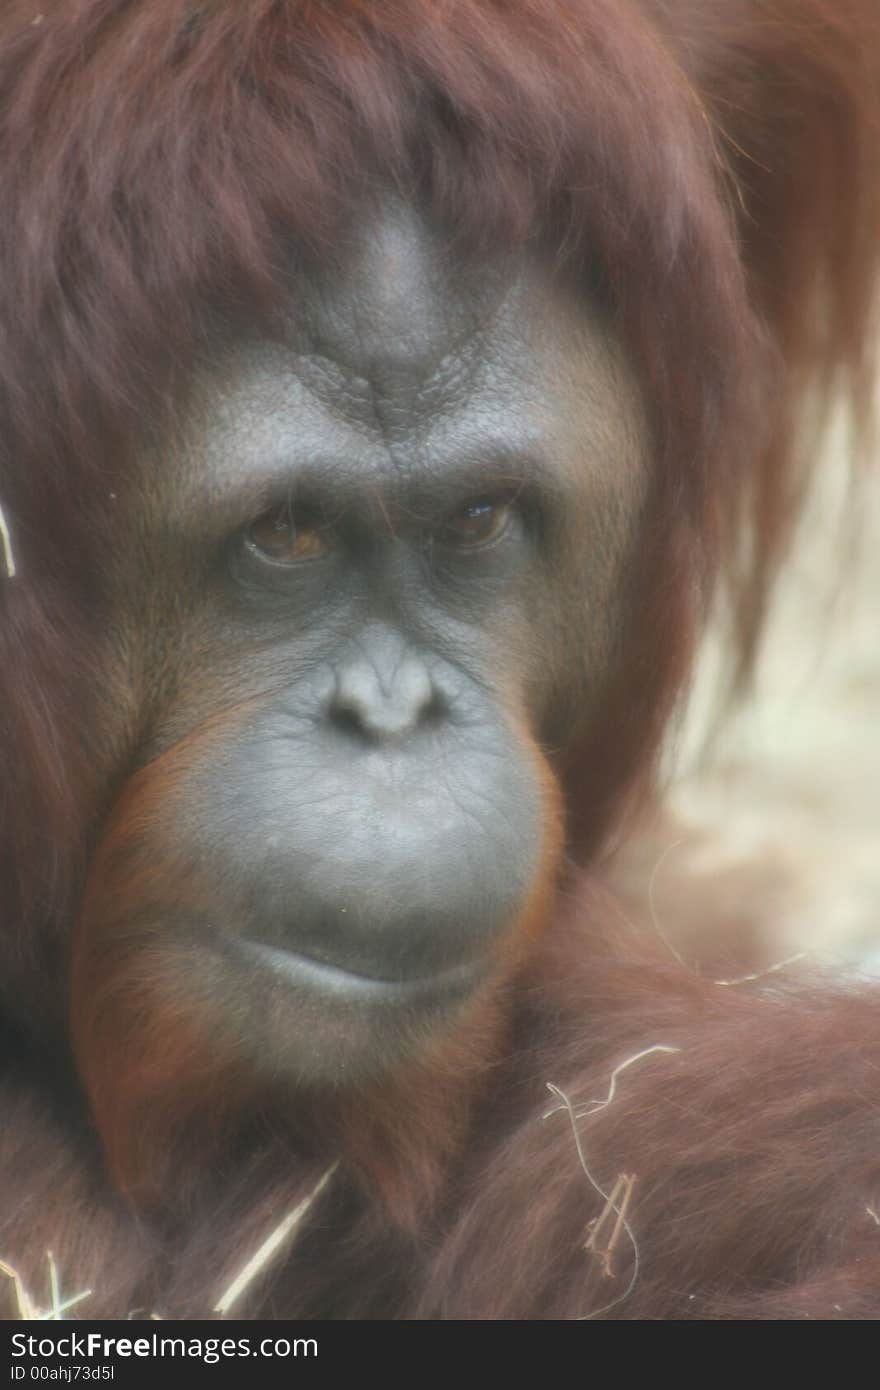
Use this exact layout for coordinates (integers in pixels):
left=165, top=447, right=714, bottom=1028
left=98, top=199, right=649, bottom=1086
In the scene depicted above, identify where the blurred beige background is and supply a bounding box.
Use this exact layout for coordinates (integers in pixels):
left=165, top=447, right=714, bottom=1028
left=615, top=412, right=880, bottom=976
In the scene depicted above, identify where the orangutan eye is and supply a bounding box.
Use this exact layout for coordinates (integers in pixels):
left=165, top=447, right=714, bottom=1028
left=245, top=507, right=329, bottom=565
left=438, top=498, right=513, bottom=549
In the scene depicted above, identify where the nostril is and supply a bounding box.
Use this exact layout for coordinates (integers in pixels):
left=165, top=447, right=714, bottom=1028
left=329, top=700, right=369, bottom=739
left=421, top=690, right=448, bottom=726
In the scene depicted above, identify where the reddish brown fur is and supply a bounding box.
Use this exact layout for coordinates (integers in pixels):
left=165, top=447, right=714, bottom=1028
left=1, top=0, right=879, bottom=1319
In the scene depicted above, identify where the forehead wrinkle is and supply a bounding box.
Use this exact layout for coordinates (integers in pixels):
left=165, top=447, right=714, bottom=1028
left=284, top=338, right=484, bottom=457
left=285, top=294, right=495, bottom=458
left=282, top=203, right=513, bottom=431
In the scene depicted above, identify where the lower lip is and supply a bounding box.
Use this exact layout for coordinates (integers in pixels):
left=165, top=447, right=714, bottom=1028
left=243, top=940, right=485, bottom=1002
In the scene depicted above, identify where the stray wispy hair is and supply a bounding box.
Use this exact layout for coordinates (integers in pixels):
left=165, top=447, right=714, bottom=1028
left=0, top=503, right=15, bottom=579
